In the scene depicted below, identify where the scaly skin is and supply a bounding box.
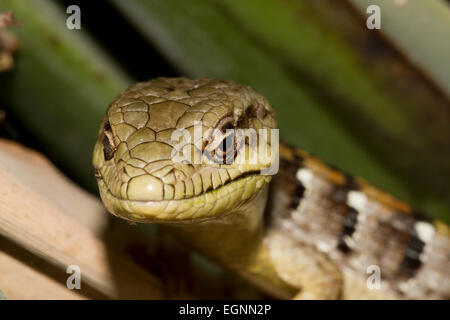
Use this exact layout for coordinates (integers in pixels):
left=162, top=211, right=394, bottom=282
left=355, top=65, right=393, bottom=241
left=93, top=78, right=450, bottom=299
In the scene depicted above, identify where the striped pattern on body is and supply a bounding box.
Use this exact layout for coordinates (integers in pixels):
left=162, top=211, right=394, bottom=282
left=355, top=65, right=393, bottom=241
left=268, top=143, right=450, bottom=299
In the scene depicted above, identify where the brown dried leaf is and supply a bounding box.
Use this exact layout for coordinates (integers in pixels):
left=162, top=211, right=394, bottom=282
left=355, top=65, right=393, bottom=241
left=0, top=12, right=20, bottom=72
left=0, top=12, right=20, bottom=28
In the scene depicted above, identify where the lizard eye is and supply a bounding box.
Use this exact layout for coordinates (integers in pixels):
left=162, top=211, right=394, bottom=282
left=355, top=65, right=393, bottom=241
left=205, top=117, right=242, bottom=164
left=215, top=130, right=237, bottom=163
left=102, top=120, right=116, bottom=161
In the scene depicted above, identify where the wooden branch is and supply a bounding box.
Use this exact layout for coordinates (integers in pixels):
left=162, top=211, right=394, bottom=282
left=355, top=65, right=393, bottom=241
left=0, top=248, right=85, bottom=300
left=0, top=139, right=107, bottom=232
left=0, top=139, right=164, bottom=299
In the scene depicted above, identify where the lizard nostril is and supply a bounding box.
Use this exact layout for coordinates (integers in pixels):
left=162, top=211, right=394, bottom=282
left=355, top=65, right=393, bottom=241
left=94, top=168, right=102, bottom=179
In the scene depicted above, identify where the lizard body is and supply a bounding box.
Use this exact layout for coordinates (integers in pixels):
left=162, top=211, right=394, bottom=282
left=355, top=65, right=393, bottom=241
left=93, top=78, right=450, bottom=299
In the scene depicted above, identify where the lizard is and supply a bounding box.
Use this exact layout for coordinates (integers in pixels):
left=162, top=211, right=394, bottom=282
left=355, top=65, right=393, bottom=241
left=92, top=77, right=450, bottom=299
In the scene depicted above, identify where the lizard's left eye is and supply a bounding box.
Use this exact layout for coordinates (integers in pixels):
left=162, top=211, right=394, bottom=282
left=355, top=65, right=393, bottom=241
left=205, top=117, right=241, bottom=164
left=216, top=130, right=237, bottom=161
left=102, top=120, right=116, bottom=161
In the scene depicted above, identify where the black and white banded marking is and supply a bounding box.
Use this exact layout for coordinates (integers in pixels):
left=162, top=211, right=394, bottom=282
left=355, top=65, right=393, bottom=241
left=292, top=165, right=436, bottom=279
left=346, top=190, right=436, bottom=278
left=399, top=218, right=435, bottom=277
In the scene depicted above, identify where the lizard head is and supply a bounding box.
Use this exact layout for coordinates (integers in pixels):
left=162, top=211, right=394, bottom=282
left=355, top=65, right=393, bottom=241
left=93, top=78, right=278, bottom=223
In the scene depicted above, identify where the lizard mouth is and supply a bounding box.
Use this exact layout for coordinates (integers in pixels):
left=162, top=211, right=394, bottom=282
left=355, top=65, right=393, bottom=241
left=96, top=171, right=271, bottom=223
left=97, top=169, right=262, bottom=202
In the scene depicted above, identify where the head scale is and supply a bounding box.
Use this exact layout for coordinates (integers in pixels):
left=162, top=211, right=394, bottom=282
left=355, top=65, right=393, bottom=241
left=93, top=78, right=277, bottom=223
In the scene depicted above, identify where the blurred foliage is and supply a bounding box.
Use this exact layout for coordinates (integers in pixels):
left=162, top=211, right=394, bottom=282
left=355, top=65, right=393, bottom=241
left=349, top=0, right=450, bottom=98
left=111, top=0, right=450, bottom=220
left=0, top=0, right=131, bottom=191
left=0, top=0, right=448, bottom=221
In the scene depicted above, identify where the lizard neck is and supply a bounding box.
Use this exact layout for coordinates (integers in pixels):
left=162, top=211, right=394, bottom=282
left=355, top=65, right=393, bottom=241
left=166, top=184, right=296, bottom=298
left=170, top=184, right=268, bottom=265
